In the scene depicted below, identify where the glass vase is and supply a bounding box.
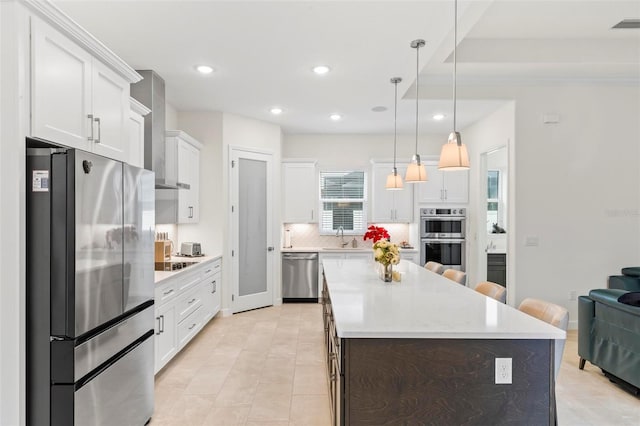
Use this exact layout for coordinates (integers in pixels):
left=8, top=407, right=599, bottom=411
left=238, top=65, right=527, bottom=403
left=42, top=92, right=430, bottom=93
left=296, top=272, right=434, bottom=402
left=382, top=263, right=392, bottom=282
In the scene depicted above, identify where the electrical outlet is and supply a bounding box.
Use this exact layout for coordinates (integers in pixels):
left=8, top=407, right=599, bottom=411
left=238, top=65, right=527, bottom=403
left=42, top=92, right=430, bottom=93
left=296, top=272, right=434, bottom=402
left=495, top=358, right=512, bottom=384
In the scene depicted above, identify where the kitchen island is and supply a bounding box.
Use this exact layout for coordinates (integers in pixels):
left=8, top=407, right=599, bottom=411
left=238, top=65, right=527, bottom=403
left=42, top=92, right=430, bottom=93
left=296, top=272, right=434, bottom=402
left=322, top=259, right=565, bottom=425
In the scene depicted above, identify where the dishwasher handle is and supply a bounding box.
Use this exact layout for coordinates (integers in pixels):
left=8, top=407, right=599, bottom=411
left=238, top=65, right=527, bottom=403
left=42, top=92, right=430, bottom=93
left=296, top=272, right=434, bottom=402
left=283, top=253, right=318, bottom=261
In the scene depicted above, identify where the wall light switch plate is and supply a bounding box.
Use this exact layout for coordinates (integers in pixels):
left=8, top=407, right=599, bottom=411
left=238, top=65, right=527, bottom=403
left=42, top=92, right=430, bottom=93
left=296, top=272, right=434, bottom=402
left=495, top=358, right=512, bottom=384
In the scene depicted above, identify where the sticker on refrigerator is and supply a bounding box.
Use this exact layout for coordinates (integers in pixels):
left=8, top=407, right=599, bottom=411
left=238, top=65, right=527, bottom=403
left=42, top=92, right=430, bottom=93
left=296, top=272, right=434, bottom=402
left=32, top=170, right=49, bottom=192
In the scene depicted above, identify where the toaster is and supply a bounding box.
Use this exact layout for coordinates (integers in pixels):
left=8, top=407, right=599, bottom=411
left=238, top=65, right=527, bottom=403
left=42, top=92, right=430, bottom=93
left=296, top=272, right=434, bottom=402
left=181, top=242, right=202, bottom=256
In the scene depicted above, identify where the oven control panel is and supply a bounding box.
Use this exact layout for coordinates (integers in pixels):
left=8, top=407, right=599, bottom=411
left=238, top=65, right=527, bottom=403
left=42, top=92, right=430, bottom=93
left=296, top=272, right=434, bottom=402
left=420, top=208, right=466, bottom=217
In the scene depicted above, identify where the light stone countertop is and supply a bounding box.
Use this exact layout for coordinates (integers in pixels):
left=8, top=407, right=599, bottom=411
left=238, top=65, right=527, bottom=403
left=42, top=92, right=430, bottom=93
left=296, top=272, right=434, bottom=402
left=154, top=254, right=222, bottom=284
left=281, top=246, right=418, bottom=253
left=323, top=258, right=566, bottom=340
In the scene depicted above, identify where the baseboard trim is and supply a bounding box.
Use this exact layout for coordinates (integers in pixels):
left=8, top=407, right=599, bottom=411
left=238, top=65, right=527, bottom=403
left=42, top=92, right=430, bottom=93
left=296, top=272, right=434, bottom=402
left=221, top=308, right=232, bottom=317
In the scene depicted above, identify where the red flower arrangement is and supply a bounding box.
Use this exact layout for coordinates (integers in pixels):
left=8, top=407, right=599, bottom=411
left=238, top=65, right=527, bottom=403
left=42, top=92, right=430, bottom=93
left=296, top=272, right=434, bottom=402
left=363, top=225, right=390, bottom=243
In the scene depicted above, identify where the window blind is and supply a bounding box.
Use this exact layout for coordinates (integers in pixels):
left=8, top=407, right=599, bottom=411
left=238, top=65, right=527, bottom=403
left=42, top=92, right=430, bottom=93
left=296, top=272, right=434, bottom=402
left=319, top=171, right=366, bottom=233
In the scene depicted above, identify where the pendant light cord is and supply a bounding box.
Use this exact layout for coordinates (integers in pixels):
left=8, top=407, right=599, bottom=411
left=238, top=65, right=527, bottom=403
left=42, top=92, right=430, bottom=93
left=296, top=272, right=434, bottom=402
left=415, top=43, right=419, bottom=154
left=453, top=0, right=457, bottom=134
left=393, top=80, right=398, bottom=171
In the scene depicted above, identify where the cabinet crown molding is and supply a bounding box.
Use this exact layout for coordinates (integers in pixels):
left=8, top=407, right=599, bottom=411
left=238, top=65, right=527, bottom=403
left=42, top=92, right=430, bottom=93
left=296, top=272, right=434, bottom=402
left=22, top=0, right=142, bottom=83
left=166, top=130, right=204, bottom=150
left=130, top=97, right=151, bottom=116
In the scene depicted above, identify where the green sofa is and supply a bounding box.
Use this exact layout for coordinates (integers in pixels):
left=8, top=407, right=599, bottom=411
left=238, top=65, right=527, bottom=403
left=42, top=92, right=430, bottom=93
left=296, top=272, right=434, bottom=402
left=608, top=267, right=640, bottom=291
left=578, top=289, right=640, bottom=394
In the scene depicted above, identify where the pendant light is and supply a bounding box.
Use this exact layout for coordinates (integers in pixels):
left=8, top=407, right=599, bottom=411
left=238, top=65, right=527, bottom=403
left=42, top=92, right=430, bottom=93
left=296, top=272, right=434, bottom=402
left=438, top=0, right=470, bottom=170
left=385, top=77, right=403, bottom=190
left=405, top=39, right=428, bottom=183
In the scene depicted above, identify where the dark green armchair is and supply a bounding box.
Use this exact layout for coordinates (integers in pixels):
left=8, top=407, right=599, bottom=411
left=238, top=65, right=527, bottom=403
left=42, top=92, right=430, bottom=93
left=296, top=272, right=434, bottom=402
left=578, top=289, right=640, bottom=394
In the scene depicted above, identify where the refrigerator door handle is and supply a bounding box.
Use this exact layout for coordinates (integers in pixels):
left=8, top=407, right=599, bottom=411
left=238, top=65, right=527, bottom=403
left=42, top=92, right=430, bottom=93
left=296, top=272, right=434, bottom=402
left=87, top=114, right=94, bottom=141
left=93, top=117, right=101, bottom=143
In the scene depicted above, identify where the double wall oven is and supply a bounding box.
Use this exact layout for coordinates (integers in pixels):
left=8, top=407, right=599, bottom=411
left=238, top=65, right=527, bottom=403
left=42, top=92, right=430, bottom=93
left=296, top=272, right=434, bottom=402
left=420, top=207, right=466, bottom=271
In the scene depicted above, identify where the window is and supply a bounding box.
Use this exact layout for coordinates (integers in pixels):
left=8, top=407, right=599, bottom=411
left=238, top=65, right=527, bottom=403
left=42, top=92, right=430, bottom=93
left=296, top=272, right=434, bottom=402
left=319, top=171, right=366, bottom=234
left=487, top=170, right=500, bottom=233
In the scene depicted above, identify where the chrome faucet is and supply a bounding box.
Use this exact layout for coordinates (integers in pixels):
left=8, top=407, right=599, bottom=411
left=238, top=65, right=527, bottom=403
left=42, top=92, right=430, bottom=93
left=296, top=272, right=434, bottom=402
left=336, top=226, right=349, bottom=247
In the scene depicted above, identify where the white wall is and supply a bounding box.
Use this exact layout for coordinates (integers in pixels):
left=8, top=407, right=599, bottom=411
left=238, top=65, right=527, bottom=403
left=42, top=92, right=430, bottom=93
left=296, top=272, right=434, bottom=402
left=283, top=133, right=446, bottom=168
left=222, top=113, right=283, bottom=311
left=176, top=111, right=224, bottom=257
left=512, top=84, right=640, bottom=328
left=464, top=101, right=515, bottom=298
left=0, top=3, right=30, bottom=424
left=464, top=84, right=640, bottom=328
left=165, top=101, right=178, bottom=130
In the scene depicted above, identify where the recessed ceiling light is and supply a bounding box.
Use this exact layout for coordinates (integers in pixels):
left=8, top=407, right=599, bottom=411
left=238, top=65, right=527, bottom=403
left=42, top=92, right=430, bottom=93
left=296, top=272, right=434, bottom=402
left=313, top=65, right=331, bottom=75
left=196, top=65, right=214, bottom=74
left=372, top=106, right=387, bottom=112
left=270, top=107, right=283, bottom=115
left=330, top=113, right=342, bottom=121
left=433, top=113, right=446, bottom=121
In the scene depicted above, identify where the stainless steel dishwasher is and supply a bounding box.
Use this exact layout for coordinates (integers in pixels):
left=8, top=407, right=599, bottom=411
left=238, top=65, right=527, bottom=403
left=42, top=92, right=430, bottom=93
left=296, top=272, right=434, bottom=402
left=282, top=252, right=319, bottom=302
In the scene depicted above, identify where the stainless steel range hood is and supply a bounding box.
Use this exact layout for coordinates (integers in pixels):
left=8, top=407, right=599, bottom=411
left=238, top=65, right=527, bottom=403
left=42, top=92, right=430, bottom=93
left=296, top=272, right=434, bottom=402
left=130, top=70, right=178, bottom=189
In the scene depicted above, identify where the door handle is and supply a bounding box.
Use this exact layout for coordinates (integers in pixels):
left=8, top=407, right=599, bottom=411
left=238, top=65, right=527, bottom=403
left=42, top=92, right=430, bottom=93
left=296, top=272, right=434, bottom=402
left=87, top=114, right=94, bottom=141
left=93, top=117, right=101, bottom=143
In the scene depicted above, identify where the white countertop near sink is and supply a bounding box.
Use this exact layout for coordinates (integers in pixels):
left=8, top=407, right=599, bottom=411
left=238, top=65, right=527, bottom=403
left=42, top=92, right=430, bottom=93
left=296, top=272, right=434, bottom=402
left=154, top=254, right=222, bottom=284
left=281, top=246, right=418, bottom=253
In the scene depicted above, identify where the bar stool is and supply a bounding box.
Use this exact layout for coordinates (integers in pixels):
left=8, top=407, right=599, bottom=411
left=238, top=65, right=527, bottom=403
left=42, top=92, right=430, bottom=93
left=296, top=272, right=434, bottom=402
left=442, top=269, right=467, bottom=285
left=424, top=261, right=445, bottom=274
left=474, top=281, right=506, bottom=303
left=518, top=298, right=569, bottom=380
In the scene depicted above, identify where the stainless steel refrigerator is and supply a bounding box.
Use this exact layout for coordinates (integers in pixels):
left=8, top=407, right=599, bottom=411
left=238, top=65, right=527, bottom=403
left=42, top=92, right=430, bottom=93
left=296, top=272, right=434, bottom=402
left=26, top=142, right=155, bottom=425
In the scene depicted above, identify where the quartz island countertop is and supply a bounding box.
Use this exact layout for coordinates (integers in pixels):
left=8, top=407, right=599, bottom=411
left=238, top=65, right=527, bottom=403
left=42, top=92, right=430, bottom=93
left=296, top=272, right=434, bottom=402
left=322, top=258, right=565, bottom=340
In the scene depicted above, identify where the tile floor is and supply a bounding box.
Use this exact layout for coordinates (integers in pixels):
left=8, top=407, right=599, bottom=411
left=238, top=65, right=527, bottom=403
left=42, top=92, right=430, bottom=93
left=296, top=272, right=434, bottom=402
left=152, top=303, right=639, bottom=425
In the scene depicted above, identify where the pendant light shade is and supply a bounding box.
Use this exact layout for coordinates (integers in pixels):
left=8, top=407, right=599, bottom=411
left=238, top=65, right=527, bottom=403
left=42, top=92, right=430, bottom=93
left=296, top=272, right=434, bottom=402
left=439, top=131, right=470, bottom=170
left=438, top=0, right=470, bottom=171
left=405, top=39, right=427, bottom=183
left=385, top=173, right=403, bottom=190
left=386, top=77, right=404, bottom=190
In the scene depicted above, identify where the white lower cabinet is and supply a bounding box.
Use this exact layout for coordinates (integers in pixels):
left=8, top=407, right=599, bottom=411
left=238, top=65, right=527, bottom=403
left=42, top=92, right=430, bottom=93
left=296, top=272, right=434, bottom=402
left=401, top=250, right=420, bottom=265
left=154, top=301, right=177, bottom=373
left=154, top=257, right=222, bottom=374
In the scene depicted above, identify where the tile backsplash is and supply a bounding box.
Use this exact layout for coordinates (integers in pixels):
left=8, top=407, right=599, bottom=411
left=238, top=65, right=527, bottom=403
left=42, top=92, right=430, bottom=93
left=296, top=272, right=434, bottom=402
left=283, top=223, right=410, bottom=249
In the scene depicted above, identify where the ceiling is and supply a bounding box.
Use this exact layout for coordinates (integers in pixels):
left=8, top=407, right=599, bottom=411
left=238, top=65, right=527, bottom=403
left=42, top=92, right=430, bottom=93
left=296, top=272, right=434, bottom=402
left=54, top=0, right=640, bottom=135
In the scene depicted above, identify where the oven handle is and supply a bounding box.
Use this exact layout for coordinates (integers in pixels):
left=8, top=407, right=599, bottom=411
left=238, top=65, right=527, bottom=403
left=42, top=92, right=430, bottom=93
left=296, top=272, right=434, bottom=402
left=422, top=239, right=466, bottom=243
left=420, top=217, right=465, bottom=221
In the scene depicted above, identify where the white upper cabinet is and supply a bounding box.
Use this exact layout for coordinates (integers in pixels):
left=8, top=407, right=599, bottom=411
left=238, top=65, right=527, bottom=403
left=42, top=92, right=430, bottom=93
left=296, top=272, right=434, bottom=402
left=371, top=162, right=414, bottom=222
left=282, top=161, right=317, bottom=223
left=31, top=16, right=133, bottom=162
left=418, top=161, right=468, bottom=204
left=128, top=98, right=150, bottom=169
left=166, top=131, right=202, bottom=224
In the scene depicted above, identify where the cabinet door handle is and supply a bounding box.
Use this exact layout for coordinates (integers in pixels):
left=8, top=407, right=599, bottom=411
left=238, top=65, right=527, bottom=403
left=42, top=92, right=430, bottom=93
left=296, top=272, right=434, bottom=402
left=188, top=298, right=197, bottom=304
left=311, top=210, right=314, bottom=220
left=163, top=289, right=174, bottom=296
left=93, top=117, right=101, bottom=143
left=211, top=280, right=216, bottom=293
left=188, top=323, right=196, bottom=330
left=156, top=316, right=162, bottom=335
left=160, top=314, right=165, bottom=333
left=87, top=114, right=94, bottom=141
left=444, top=189, right=448, bottom=200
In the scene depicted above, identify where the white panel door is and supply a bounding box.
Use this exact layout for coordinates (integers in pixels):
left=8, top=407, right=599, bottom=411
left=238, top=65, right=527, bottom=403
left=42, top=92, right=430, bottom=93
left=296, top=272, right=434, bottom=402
left=31, top=17, right=92, bottom=150
left=231, top=148, right=274, bottom=313
left=91, top=62, right=128, bottom=161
